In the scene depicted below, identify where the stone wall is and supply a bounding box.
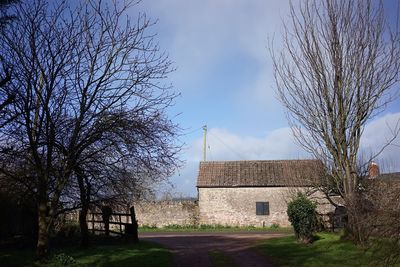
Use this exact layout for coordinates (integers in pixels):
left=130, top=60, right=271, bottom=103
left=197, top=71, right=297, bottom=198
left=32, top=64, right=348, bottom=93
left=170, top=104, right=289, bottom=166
left=133, top=188, right=336, bottom=228
left=198, top=187, right=335, bottom=227
left=135, top=200, right=199, bottom=227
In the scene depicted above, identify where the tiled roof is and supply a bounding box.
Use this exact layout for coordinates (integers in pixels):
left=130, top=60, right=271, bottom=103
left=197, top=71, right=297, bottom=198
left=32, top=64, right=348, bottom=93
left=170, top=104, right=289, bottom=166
left=196, top=160, right=325, bottom=187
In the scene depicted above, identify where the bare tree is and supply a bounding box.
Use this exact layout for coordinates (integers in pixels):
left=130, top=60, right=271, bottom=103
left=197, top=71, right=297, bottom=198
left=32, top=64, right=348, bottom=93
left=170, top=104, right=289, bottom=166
left=272, top=0, right=400, bottom=243
left=0, top=0, right=180, bottom=259
left=0, top=0, right=18, bottom=128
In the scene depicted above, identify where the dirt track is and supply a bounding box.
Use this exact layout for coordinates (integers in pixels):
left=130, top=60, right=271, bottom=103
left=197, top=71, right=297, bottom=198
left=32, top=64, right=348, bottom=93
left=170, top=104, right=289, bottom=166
left=139, top=232, right=286, bottom=267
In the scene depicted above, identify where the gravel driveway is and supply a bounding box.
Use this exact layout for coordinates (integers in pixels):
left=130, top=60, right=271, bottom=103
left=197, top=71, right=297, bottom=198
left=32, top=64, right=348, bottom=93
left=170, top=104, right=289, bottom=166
left=139, top=232, right=286, bottom=267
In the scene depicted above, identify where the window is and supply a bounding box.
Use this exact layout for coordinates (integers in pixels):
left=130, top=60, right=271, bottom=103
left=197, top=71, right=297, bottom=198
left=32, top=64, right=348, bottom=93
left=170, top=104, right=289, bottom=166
left=256, top=202, right=269, bottom=215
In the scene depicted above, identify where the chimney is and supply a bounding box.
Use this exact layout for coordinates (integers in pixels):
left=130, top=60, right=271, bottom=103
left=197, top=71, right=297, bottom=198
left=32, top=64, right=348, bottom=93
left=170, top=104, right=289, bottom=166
left=368, top=162, right=380, bottom=179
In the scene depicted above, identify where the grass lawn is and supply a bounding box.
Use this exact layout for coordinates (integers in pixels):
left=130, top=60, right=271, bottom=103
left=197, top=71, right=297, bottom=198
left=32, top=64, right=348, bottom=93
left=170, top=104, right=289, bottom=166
left=256, top=232, right=399, bottom=267
left=139, top=224, right=293, bottom=233
left=0, top=236, right=172, bottom=267
left=209, top=251, right=238, bottom=267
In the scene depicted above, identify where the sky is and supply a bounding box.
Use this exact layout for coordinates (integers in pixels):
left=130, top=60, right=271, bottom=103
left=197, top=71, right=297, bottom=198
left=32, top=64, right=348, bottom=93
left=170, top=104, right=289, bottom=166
left=131, top=0, right=400, bottom=197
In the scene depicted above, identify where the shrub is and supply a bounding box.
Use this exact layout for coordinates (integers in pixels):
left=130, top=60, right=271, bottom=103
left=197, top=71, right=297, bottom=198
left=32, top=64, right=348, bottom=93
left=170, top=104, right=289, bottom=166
left=164, top=224, right=186, bottom=229
left=287, top=193, right=317, bottom=243
left=140, top=224, right=157, bottom=230
left=270, top=223, right=280, bottom=229
left=51, top=253, right=77, bottom=266
left=199, top=224, right=231, bottom=229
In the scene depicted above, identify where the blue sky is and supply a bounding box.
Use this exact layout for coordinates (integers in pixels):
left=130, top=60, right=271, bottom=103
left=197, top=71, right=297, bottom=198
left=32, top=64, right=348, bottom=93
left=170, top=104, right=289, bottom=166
left=131, top=0, right=400, bottom=197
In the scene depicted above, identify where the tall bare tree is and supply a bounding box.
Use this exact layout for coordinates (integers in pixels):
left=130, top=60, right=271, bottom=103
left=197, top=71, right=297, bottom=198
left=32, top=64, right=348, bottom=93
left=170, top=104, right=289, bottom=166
left=272, top=0, right=400, bottom=243
left=0, top=0, right=18, bottom=128
left=0, top=0, right=180, bottom=259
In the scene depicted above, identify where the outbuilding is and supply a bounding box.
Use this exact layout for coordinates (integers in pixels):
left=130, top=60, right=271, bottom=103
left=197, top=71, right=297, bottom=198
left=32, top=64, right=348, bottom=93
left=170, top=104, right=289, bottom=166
left=196, top=159, right=333, bottom=227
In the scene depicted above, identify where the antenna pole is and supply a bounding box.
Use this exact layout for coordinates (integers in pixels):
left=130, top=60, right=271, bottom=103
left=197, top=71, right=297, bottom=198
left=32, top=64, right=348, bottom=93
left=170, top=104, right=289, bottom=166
left=202, top=125, right=207, bottom=161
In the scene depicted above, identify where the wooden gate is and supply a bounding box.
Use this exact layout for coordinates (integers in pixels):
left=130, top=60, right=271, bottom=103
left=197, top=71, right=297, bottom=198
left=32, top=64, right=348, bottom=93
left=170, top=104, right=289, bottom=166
left=87, top=206, right=138, bottom=237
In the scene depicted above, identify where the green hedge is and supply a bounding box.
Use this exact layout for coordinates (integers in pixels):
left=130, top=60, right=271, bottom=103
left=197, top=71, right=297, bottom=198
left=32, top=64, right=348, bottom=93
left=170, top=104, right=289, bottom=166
left=287, top=193, right=317, bottom=243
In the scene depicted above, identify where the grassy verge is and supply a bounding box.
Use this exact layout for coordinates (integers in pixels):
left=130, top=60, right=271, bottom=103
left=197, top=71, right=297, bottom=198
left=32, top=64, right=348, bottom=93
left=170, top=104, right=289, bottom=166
left=0, top=236, right=171, bottom=267
left=256, top=232, right=399, bottom=267
left=209, top=251, right=238, bottom=267
left=139, top=224, right=293, bottom=233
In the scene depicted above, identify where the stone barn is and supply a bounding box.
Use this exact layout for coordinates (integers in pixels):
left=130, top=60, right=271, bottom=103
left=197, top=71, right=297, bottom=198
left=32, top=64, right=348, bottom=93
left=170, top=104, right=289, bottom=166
left=196, top=159, right=334, bottom=227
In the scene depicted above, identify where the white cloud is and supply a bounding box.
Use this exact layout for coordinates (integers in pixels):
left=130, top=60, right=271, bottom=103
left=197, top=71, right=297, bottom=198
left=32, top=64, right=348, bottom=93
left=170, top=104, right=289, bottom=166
left=185, top=114, right=400, bottom=164
left=189, top=127, right=308, bottom=161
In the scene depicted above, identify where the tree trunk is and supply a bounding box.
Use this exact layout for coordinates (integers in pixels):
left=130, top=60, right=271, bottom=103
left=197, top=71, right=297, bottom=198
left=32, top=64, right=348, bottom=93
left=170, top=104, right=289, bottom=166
left=130, top=206, right=139, bottom=243
left=76, top=168, right=91, bottom=247
left=344, top=192, right=368, bottom=245
left=36, top=202, right=49, bottom=260
left=79, top=207, right=89, bottom=247
left=101, top=206, right=112, bottom=236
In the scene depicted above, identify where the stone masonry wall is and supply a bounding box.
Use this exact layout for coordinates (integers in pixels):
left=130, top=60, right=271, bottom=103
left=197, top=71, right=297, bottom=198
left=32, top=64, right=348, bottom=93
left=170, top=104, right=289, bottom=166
left=198, top=187, right=335, bottom=227
left=133, top=188, right=335, bottom=228
left=135, top=200, right=199, bottom=227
